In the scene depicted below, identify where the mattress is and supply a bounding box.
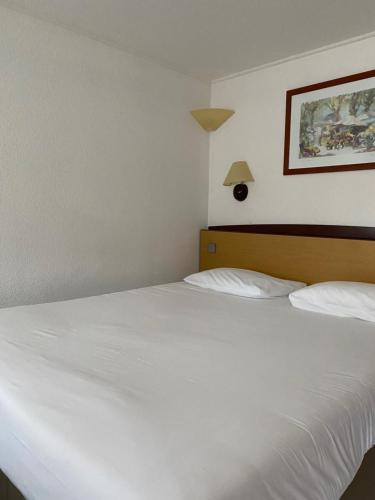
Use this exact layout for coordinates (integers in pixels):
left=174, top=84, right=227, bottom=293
left=0, top=282, right=374, bottom=500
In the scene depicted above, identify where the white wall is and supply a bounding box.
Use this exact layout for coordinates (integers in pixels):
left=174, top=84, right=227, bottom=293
left=209, top=36, right=375, bottom=226
left=0, top=6, right=209, bottom=307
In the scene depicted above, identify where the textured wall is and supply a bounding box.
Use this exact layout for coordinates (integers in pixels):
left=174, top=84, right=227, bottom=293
left=209, top=36, right=375, bottom=226
left=0, top=6, right=210, bottom=307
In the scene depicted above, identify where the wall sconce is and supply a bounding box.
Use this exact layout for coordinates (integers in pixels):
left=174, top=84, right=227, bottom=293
left=223, top=161, right=254, bottom=201
left=190, top=108, right=235, bottom=131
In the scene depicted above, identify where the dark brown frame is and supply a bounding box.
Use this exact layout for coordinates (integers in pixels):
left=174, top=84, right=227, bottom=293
left=208, top=224, right=375, bottom=241
left=283, top=69, right=375, bottom=175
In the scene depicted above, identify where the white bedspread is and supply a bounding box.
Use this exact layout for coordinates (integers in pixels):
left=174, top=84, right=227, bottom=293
left=0, top=283, right=374, bottom=500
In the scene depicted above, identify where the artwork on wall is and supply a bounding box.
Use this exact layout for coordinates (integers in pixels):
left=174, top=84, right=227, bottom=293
left=283, top=69, right=375, bottom=175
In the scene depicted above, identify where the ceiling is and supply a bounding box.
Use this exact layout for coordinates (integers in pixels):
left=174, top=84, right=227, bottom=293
left=2, top=0, right=375, bottom=81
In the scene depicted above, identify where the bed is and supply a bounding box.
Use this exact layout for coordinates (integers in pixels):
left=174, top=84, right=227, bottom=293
left=0, top=224, right=374, bottom=499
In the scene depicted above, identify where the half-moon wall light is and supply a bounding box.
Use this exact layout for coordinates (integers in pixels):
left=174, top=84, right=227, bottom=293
left=190, top=108, right=235, bottom=132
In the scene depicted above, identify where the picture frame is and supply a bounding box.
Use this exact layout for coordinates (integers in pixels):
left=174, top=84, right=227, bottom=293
left=283, top=69, right=375, bottom=175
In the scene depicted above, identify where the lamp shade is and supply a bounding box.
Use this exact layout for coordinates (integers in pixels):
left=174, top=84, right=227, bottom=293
left=190, top=108, right=234, bottom=131
left=223, top=161, right=254, bottom=186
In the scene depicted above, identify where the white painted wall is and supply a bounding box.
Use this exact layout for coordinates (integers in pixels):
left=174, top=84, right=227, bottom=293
left=209, top=36, right=375, bottom=226
left=0, top=6, right=209, bottom=307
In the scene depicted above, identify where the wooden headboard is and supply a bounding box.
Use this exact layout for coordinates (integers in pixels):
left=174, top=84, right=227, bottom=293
left=200, top=225, right=375, bottom=284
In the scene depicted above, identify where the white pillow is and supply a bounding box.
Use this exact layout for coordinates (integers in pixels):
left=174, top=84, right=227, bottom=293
left=289, top=281, right=375, bottom=322
left=184, top=268, right=305, bottom=298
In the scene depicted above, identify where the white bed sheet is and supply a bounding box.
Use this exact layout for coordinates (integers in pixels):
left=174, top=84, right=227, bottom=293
left=0, top=282, right=374, bottom=500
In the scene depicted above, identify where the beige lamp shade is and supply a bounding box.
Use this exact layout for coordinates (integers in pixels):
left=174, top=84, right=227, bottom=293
left=223, top=161, right=254, bottom=186
left=190, top=108, right=234, bottom=131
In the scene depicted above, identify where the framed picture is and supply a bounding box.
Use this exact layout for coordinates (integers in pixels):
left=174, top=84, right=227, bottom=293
left=283, top=69, right=375, bottom=175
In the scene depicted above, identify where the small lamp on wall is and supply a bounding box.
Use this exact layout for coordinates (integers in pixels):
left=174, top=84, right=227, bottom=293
left=190, top=108, right=235, bottom=131
left=223, top=161, right=254, bottom=201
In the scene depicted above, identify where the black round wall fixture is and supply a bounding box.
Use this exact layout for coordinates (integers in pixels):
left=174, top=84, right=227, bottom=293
left=233, top=183, right=248, bottom=201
